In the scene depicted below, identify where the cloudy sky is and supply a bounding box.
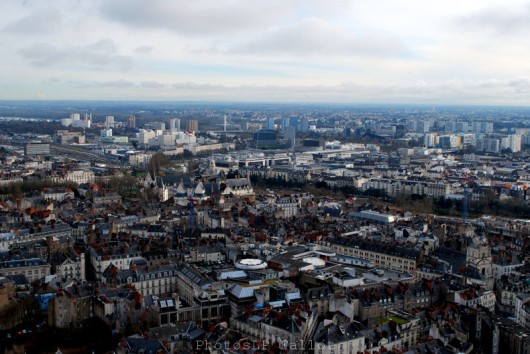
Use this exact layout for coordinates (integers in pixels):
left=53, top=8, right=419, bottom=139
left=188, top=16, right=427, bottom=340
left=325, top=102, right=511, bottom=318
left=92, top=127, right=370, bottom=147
left=1, top=0, right=530, bottom=104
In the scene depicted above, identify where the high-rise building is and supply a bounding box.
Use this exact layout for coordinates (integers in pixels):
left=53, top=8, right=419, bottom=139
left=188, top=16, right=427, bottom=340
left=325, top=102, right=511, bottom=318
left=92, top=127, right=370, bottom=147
left=297, top=117, right=309, bottom=133
left=265, top=117, right=275, bottom=130
left=472, top=122, right=494, bottom=134
left=105, top=116, right=115, bottom=129
left=424, top=133, right=438, bottom=147
left=477, top=138, right=500, bottom=153
left=127, top=115, right=136, bottom=129
left=84, top=113, right=92, bottom=129
left=187, top=120, right=198, bottom=132
left=281, top=117, right=290, bottom=134
left=500, top=134, right=522, bottom=153
left=168, top=118, right=180, bottom=132
left=286, top=126, right=296, bottom=148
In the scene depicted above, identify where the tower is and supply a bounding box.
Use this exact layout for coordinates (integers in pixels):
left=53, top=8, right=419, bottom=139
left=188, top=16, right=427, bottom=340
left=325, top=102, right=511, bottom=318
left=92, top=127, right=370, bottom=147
left=105, top=116, right=115, bottom=129
left=265, top=117, right=275, bottom=131
left=187, top=120, right=198, bottom=132
left=84, top=113, right=92, bottom=129
left=466, top=235, right=493, bottom=287
left=224, top=115, right=227, bottom=132
left=169, top=118, right=180, bottom=132
left=127, top=115, right=137, bottom=129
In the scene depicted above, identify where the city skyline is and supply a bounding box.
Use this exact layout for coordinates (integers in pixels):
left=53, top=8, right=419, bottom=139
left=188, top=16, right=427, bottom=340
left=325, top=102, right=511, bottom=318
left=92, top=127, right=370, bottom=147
left=1, top=0, right=530, bottom=105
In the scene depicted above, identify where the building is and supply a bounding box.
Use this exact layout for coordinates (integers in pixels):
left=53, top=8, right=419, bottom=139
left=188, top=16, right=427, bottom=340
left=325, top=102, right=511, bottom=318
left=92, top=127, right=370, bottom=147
left=254, top=130, right=279, bottom=148
left=323, top=237, right=420, bottom=273
left=174, top=264, right=228, bottom=328
left=466, top=236, right=493, bottom=280
left=366, top=178, right=451, bottom=198
left=105, top=115, right=115, bottom=129
left=127, top=115, right=137, bottom=129
left=168, top=118, right=180, bottom=132
left=48, top=284, right=95, bottom=328
left=0, top=258, right=51, bottom=282
left=265, top=117, right=275, bottom=130
left=297, top=117, right=309, bottom=132
left=187, top=120, right=198, bottom=132
left=500, top=134, right=522, bottom=153
left=24, top=143, right=50, bottom=157
left=55, top=130, right=85, bottom=144
left=515, top=293, right=530, bottom=329
left=88, top=246, right=144, bottom=280
left=473, top=121, right=494, bottom=134
left=55, top=253, right=86, bottom=282
left=105, top=262, right=179, bottom=297
left=477, top=138, right=500, bottom=153
left=64, top=170, right=95, bottom=185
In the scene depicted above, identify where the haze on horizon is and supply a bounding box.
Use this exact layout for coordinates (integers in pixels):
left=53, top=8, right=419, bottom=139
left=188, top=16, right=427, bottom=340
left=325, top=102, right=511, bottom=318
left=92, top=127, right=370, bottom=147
left=1, top=0, right=529, bottom=105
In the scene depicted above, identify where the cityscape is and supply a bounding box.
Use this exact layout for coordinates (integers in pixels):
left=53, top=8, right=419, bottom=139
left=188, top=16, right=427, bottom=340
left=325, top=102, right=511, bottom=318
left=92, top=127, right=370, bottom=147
left=2, top=1, right=530, bottom=354
left=0, top=102, right=530, bottom=354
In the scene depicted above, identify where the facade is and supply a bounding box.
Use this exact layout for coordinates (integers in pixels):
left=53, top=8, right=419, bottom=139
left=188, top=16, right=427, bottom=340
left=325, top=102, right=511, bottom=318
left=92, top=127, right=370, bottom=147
left=515, top=293, right=530, bottom=329
left=55, top=130, right=85, bottom=144
left=64, top=170, right=95, bottom=185
left=187, top=120, right=198, bottom=132
left=324, top=238, right=420, bottom=273
left=366, top=178, right=451, bottom=198
left=24, top=143, right=50, bottom=156
left=0, top=258, right=51, bottom=281
left=88, top=247, right=144, bottom=280
left=466, top=236, right=493, bottom=279
left=48, top=285, right=95, bottom=328
left=55, top=253, right=86, bottom=282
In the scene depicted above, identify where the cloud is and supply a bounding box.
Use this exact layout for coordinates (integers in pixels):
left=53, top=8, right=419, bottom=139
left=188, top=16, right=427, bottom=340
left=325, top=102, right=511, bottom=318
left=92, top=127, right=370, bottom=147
left=100, top=79, right=136, bottom=88
left=134, top=45, right=154, bottom=54
left=18, top=39, right=133, bottom=70
left=165, top=78, right=530, bottom=104
left=42, top=77, right=62, bottom=84
left=172, top=82, right=226, bottom=90
left=457, top=3, right=530, bottom=35
left=140, top=81, right=165, bottom=89
left=66, top=79, right=136, bottom=89
left=4, top=6, right=62, bottom=35
left=226, top=18, right=405, bottom=57
left=100, top=0, right=290, bottom=36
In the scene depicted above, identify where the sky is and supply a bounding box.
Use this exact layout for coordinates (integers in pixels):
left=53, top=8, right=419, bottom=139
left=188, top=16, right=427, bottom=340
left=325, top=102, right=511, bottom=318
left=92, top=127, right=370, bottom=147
left=1, top=0, right=530, bottom=105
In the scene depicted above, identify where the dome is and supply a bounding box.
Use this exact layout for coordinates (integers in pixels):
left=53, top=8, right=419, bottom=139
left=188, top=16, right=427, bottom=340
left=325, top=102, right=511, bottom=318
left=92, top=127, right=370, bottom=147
left=235, top=258, right=267, bottom=270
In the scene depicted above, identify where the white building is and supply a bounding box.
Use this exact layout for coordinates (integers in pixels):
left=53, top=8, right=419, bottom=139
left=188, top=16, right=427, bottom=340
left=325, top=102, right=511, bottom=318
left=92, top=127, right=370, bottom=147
left=515, top=293, right=530, bottom=329
left=56, top=253, right=86, bottom=281
left=65, top=170, right=95, bottom=185
left=105, top=115, right=115, bottom=129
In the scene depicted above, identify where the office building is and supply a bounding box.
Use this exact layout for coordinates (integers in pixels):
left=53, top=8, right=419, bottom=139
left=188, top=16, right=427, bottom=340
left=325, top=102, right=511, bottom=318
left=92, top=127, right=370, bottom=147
left=187, top=120, right=198, bottom=132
